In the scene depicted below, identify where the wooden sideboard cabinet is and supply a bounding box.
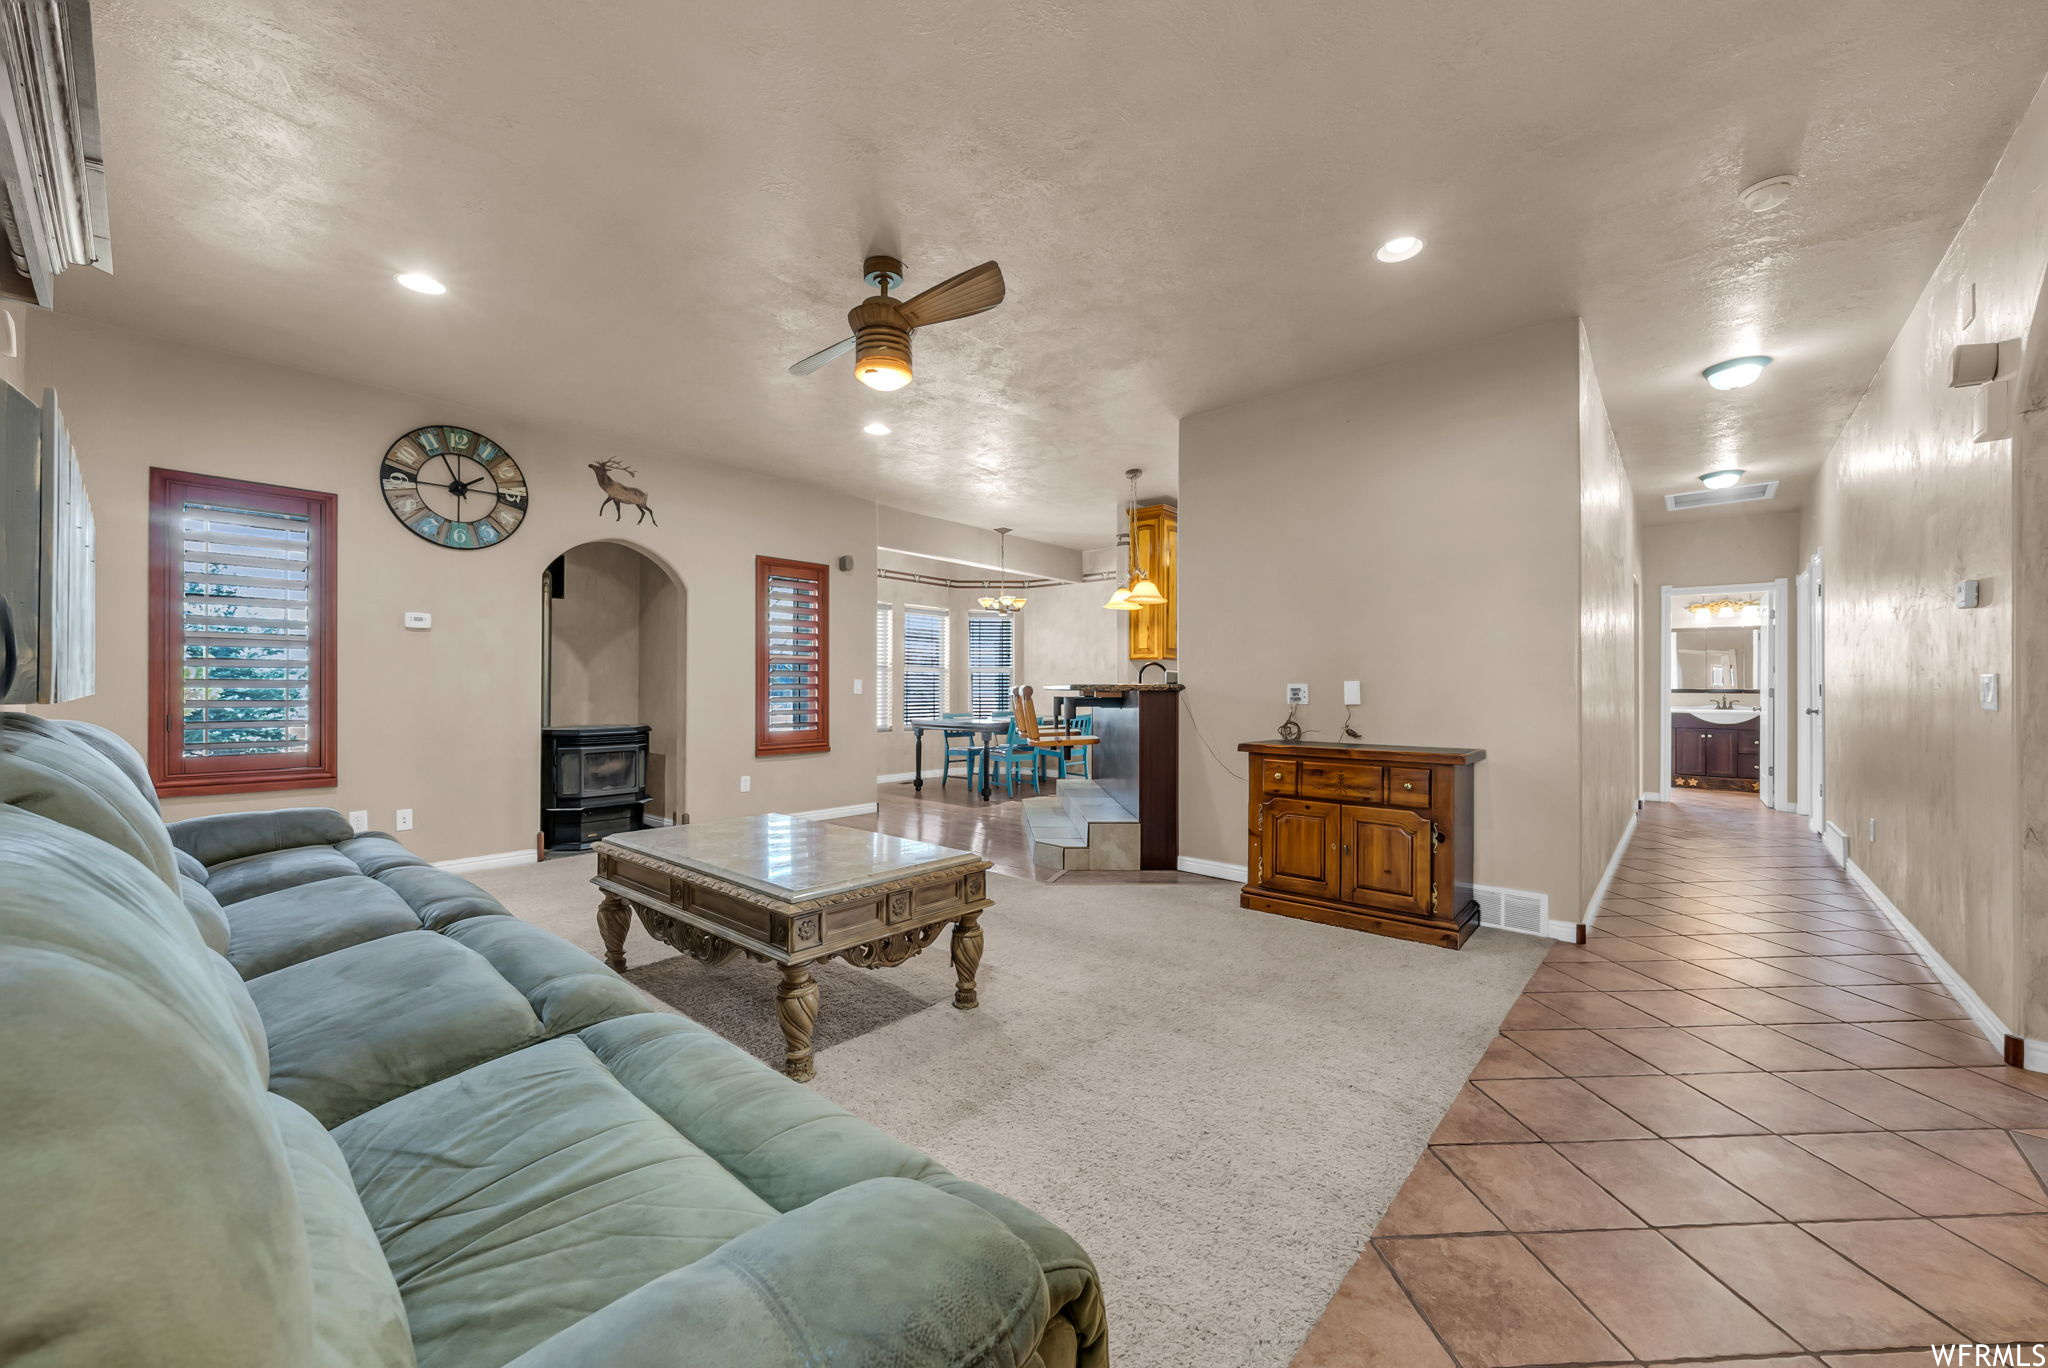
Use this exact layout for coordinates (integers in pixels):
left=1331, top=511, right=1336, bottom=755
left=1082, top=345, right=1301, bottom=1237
left=1237, top=741, right=1485, bottom=949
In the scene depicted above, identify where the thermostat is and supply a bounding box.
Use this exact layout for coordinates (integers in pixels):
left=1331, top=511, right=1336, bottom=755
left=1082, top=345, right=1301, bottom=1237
left=403, top=611, right=432, bottom=630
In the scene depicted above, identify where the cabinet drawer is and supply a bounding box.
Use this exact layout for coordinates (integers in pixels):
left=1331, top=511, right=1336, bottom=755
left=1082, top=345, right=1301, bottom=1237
left=1300, top=761, right=1383, bottom=802
left=1386, top=766, right=1433, bottom=808
left=1258, top=759, right=1298, bottom=796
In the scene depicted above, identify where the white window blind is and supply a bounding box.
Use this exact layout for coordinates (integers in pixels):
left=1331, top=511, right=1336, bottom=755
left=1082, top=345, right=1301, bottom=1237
left=875, top=602, right=894, bottom=730
left=902, top=606, right=947, bottom=724
left=968, top=613, right=1014, bottom=717
left=757, top=558, right=830, bottom=754
left=177, top=499, right=315, bottom=759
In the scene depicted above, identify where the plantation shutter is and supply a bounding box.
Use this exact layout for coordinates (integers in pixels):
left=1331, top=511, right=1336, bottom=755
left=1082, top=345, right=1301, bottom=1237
left=148, top=469, right=337, bottom=795
left=875, top=602, right=894, bottom=730
left=756, top=557, right=831, bottom=755
left=968, top=613, right=1014, bottom=717
left=901, top=606, right=947, bottom=724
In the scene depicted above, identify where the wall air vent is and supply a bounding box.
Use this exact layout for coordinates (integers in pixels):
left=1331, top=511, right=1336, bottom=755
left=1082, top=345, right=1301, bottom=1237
left=1472, top=884, right=1549, bottom=937
left=1666, top=481, right=1779, bottom=512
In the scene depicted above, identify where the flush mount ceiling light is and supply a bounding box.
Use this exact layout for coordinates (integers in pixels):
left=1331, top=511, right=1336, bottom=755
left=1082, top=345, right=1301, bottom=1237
left=1698, top=468, right=1745, bottom=489
left=394, top=272, right=446, bottom=295
left=1703, top=355, right=1771, bottom=390
left=862, top=422, right=891, bottom=435
left=1374, top=235, right=1425, bottom=263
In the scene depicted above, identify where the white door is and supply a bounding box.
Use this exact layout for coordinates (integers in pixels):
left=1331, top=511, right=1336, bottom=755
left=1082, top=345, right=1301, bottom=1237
left=1803, top=554, right=1825, bottom=834
left=1757, top=596, right=1775, bottom=808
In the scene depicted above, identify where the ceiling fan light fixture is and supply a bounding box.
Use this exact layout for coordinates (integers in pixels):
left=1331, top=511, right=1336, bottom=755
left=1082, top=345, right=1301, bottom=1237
left=1699, top=468, right=1744, bottom=489
left=1703, top=355, right=1771, bottom=390
left=856, top=355, right=912, bottom=391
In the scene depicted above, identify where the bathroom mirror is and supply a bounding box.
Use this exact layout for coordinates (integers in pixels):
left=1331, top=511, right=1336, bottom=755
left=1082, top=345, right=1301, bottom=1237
left=1672, top=626, right=1758, bottom=691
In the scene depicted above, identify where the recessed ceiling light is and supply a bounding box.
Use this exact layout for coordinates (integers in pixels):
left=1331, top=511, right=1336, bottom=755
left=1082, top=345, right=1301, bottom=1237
left=1738, top=175, right=1796, bottom=213
left=1703, top=355, right=1771, bottom=390
left=394, top=272, right=446, bottom=295
left=862, top=422, right=891, bottom=435
left=1374, top=235, right=1425, bottom=263
left=1699, top=468, right=1745, bottom=489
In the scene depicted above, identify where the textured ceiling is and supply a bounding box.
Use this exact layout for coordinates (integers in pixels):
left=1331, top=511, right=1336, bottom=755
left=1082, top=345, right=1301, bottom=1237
left=67, top=1, right=2048, bottom=542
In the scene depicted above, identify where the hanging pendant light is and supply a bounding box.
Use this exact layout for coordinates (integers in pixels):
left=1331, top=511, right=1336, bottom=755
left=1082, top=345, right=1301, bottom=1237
left=976, top=527, right=1027, bottom=614
left=1103, top=467, right=1166, bottom=611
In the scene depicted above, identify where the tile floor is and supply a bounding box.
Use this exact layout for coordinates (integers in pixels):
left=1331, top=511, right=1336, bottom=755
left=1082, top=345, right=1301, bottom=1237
left=1294, top=791, right=2048, bottom=1368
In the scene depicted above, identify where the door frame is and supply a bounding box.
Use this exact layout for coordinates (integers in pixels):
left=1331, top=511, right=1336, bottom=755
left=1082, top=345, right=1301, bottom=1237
left=1658, top=579, right=1791, bottom=808
left=1798, top=551, right=1825, bottom=833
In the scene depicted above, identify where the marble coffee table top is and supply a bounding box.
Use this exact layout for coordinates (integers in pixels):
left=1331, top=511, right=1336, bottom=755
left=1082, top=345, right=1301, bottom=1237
left=599, top=814, right=982, bottom=903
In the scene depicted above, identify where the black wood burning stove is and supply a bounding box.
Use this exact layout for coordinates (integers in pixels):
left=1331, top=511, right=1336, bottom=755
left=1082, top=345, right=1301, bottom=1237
left=541, top=724, right=649, bottom=851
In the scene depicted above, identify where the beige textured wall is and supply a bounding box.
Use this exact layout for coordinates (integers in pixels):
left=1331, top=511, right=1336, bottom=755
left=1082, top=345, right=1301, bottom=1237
left=1017, top=579, right=1126, bottom=693
left=548, top=542, right=647, bottom=727
left=1578, top=328, right=1641, bottom=912
left=1178, top=320, right=1588, bottom=913
left=28, top=312, right=880, bottom=860
left=1637, top=511, right=1803, bottom=796
left=1805, top=75, right=2048, bottom=1038
left=637, top=559, right=686, bottom=823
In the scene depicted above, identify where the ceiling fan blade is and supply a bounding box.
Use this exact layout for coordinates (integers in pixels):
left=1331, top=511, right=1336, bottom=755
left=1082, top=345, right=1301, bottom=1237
left=897, top=261, right=1005, bottom=330
left=788, top=336, right=856, bottom=375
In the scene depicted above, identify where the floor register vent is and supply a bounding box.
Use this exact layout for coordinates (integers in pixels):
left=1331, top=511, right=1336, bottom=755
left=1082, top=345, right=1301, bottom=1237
left=1473, top=884, right=1549, bottom=937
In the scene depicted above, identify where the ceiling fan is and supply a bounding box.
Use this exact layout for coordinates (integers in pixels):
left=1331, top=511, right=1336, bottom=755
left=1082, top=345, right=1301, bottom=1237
left=788, top=255, right=1005, bottom=391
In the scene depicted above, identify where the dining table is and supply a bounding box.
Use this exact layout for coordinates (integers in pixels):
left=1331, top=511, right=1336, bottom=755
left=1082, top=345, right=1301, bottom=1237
left=906, top=715, right=1012, bottom=801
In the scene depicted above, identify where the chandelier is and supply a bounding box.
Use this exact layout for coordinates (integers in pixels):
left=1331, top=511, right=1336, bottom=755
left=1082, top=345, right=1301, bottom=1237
left=977, top=527, right=1026, bottom=615
left=1103, top=467, right=1167, bottom=611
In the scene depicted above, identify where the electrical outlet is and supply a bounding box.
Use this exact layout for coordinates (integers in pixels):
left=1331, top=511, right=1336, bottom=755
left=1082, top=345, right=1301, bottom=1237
left=739, top=775, right=751, bottom=793
left=1981, top=673, right=2000, bottom=711
left=1286, top=683, right=1309, bottom=705
left=853, top=678, right=864, bottom=695
left=1343, top=680, right=1362, bottom=706
left=347, top=810, right=369, bottom=834
left=395, top=808, right=413, bottom=831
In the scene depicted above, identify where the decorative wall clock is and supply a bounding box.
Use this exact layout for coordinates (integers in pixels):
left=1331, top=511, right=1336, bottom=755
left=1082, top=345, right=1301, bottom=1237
left=380, top=425, right=528, bottom=549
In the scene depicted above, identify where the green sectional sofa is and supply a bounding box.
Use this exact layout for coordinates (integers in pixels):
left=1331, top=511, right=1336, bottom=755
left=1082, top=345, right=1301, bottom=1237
left=0, top=715, right=1106, bottom=1368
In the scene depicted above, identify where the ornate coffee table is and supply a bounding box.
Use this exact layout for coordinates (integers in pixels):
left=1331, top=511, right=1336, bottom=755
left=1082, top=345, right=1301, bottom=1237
left=592, top=814, right=993, bottom=1081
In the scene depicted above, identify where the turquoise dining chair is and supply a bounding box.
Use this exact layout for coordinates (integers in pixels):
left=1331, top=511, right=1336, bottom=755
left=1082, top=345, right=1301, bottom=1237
left=938, top=713, right=982, bottom=791
left=984, top=718, right=1043, bottom=797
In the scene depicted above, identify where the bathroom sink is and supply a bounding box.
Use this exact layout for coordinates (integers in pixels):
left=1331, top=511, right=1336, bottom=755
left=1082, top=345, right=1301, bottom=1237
left=1683, top=708, right=1758, bottom=724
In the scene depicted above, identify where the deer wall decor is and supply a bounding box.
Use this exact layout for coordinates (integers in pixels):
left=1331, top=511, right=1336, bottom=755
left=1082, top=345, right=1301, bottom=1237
left=588, top=459, right=658, bottom=525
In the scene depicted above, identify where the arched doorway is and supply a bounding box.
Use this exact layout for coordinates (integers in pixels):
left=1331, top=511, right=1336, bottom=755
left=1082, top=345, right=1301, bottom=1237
left=539, top=540, right=685, bottom=850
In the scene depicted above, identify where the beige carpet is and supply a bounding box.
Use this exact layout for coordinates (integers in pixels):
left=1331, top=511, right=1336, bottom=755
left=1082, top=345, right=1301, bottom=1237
left=470, top=854, right=1546, bottom=1367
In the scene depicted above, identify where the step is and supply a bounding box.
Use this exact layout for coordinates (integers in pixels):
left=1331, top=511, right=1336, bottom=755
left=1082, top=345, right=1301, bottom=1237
left=1021, top=786, right=1140, bottom=872
left=1056, top=778, right=1137, bottom=829
left=1020, top=797, right=1084, bottom=870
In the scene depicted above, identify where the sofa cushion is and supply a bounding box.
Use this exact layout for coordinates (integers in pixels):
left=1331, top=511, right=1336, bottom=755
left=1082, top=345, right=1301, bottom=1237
left=168, top=805, right=358, bottom=867
left=377, top=863, right=514, bottom=929
left=0, top=714, right=179, bottom=892
left=441, top=914, right=654, bottom=1034
left=226, top=874, right=424, bottom=978
left=0, top=805, right=311, bottom=1367
left=46, top=718, right=160, bottom=811
left=250, top=930, right=546, bottom=1127
left=338, top=832, right=432, bottom=877
left=267, top=1095, right=416, bottom=1368
left=337, top=1033, right=783, bottom=1368
left=175, top=847, right=210, bottom=883
left=180, top=873, right=233, bottom=953
left=207, top=843, right=364, bottom=904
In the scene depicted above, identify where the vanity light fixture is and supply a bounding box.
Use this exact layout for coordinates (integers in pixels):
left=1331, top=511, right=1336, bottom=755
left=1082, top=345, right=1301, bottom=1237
left=394, top=272, right=447, bottom=295
left=976, top=528, right=1027, bottom=615
left=1703, top=356, right=1771, bottom=390
left=862, top=422, right=891, bottom=435
left=1686, top=596, right=1763, bottom=622
left=1374, top=235, right=1425, bottom=263
left=1698, top=468, right=1744, bottom=490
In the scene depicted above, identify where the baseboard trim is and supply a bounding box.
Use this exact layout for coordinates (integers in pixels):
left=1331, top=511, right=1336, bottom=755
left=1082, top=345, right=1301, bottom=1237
left=1580, top=811, right=1639, bottom=930
left=790, top=801, right=879, bottom=821
left=1639, top=791, right=1665, bottom=803
left=434, top=849, right=537, bottom=873
left=1843, top=857, right=2019, bottom=1066
left=876, top=768, right=951, bottom=785
left=1178, top=855, right=1248, bottom=883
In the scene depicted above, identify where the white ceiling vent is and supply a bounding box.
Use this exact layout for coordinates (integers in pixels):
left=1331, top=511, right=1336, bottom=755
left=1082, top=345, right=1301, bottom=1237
left=1473, top=884, right=1549, bottom=937
left=1666, top=480, right=1779, bottom=512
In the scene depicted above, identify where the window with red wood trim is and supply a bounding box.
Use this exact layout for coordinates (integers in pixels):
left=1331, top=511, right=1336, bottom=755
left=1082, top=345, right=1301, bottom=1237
left=756, top=556, right=830, bottom=755
left=148, top=469, right=338, bottom=795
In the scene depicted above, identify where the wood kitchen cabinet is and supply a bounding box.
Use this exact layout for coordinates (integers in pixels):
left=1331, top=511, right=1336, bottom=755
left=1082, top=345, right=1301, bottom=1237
left=1670, top=714, right=1761, bottom=791
left=1239, top=741, right=1485, bottom=948
left=1126, top=501, right=1176, bottom=661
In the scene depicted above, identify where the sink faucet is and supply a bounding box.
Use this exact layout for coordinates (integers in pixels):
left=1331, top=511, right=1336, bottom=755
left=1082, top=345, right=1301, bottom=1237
left=1137, top=661, right=1167, bottom=684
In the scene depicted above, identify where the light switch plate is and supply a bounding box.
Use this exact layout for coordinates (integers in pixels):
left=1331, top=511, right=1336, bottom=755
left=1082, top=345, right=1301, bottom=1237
left=403, top=611, right=431, bottom=630
left=1286, top=683, right=1309, bottom=705
left=739, top=775, right=751, bottom=793
left=1343, top=680, right=1362, bottom=706
left=1955, top=579, right=1980, bottom=608
left=852, top=678, right=863, bottom=694
left=1981, top=673, right=2000, bottom=711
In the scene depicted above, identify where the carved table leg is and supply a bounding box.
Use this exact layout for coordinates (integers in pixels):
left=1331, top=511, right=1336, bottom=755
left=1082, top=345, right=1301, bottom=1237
left=951, top=911, right=983, bottom=1010
left=777, top=962, right=821, bottom=1082
left=596, top=892, right=633, bottom=972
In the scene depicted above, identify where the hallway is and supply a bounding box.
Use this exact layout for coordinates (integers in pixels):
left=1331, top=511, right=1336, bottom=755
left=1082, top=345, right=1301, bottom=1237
left=1296, top=791, right=2048, bottom=1366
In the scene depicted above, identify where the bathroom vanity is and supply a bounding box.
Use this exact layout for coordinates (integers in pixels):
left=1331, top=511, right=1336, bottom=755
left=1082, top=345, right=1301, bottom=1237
left=1671, top=711, right=1761, bottom=791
